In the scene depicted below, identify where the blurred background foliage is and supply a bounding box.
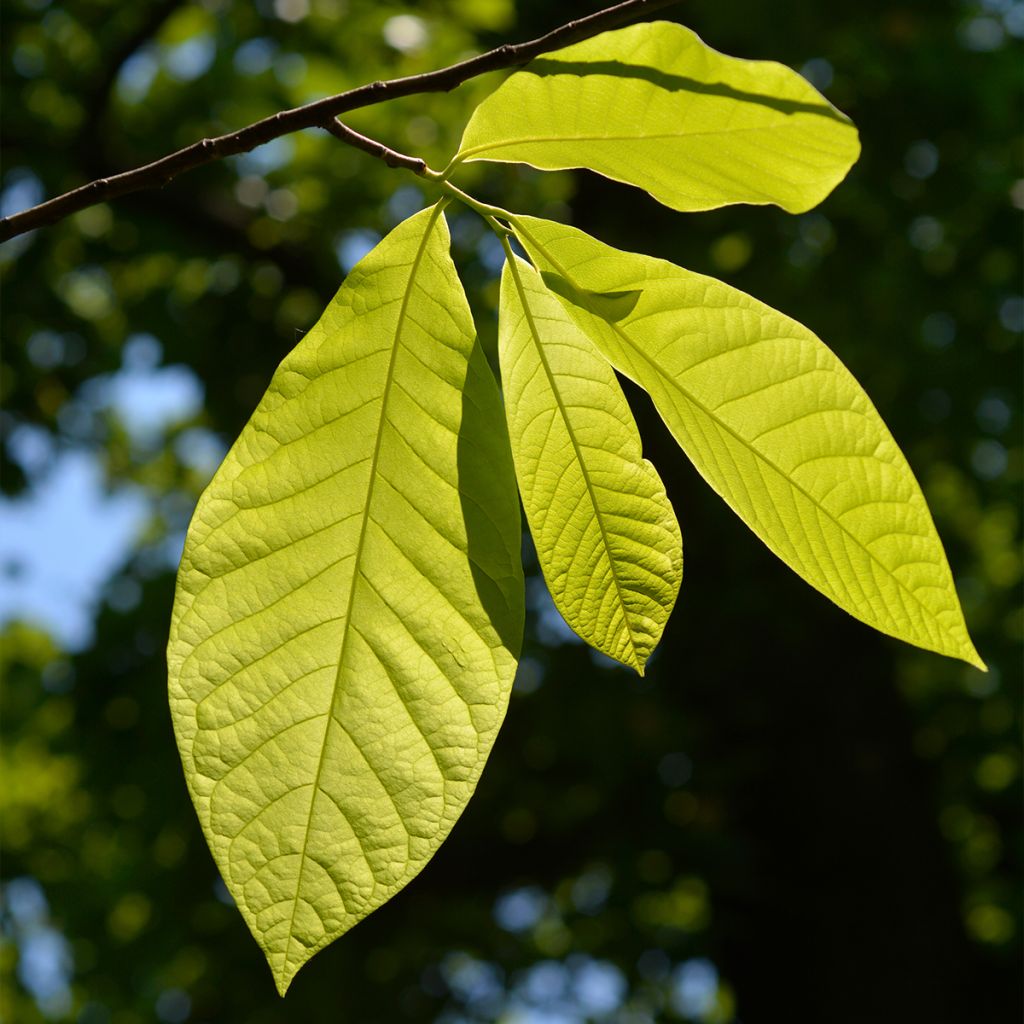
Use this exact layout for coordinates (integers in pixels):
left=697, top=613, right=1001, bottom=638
left=1, top=0, right=1021, bottom=1020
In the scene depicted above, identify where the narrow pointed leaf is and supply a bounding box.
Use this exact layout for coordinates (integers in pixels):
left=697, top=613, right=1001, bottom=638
left=168, top=205, right=524, bottom=995
left=513, top=215, right=982, bottom=668
left=499, top=254, right=681, bottom=672
left=454, top=22, right=860, bottom=214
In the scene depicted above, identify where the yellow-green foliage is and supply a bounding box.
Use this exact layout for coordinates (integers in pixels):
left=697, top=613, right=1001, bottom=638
left=168, top=21, right=981, bottom=994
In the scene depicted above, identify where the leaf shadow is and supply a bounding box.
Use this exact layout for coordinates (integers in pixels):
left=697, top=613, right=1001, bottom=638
left=539, top=271, right=641, bottom=323
left=456, top=340, right=525, bottom=663
left=524, top=58, right=850, bottom=125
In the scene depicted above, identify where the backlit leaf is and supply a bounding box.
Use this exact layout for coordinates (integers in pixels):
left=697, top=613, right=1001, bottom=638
left=168, top=205, right=524, bottom=994
left=513, top=214, right=982, bottom=668
left=499, top=253, right=681, bottom=672
left=454, top=22, right=860, bottom=213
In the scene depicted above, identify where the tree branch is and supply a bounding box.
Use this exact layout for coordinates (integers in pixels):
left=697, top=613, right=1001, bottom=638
left=0, top=0, right=679, bottom=243
left=320, top=119, right=428, bottom=175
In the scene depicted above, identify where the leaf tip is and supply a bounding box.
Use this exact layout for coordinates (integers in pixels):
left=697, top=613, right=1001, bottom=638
left=962, top=643, right=987, bottom=673
left=930, top=625, right=985, bottom=671
left=271, top=953, right=302, bottom=998
left=265, top=949, right=292, bottom=997
left=608, top=637, right=647, bottom=676
left=946, top=616, right=986, bottom=671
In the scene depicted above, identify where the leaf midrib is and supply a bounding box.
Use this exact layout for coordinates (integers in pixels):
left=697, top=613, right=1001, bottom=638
left=281, top=203, right=444, bottom=980
left=504, top=252, right=643, bottom=671
left=457, top=122, right=828, bottom=162
left=513, top=220, right=950, bottom=645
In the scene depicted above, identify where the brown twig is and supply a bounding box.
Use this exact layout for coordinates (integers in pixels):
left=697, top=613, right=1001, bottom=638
left=320, top=119, right=428, bottom=175
left=1, top=0, right=679, bottom=243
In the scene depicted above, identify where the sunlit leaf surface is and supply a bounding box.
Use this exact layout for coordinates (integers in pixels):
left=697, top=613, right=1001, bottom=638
left=455, top=22, right=860, bottom=213
left=168, top=205, right=524, bottom=993
left=499, top=253, right=681, bottom=672
left=514, top=214, right=982, bottom=667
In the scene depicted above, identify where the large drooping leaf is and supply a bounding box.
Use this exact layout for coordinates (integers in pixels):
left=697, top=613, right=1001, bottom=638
left=168, top=204, right=524, bottom=994
left=512, top=214, right=983, bottom=668
left=498, top=253, right=681, bottom=673
left=453, top=22, right=860, bottom=214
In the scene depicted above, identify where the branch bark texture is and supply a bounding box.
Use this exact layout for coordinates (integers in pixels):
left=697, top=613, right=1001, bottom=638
left=1, top=0, right=679, bottom=242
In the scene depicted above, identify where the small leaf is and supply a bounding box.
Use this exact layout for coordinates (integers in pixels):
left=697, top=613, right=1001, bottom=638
left=454, top=22, right=860, bottom=214
left=168, top=205, right=524, bottom=994
left=513, top=214, right=983, bottom=668
left=499, top=253, right=681, bottom=672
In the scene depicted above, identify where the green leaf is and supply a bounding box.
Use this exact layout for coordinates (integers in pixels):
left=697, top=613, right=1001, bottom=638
left=513, top=214, right=983, bottom=668
left=499, top=252, right=681, bottom=673
left=167, top=204, right=524, bottom=995
left=454, top=22, right=860, bottom=214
